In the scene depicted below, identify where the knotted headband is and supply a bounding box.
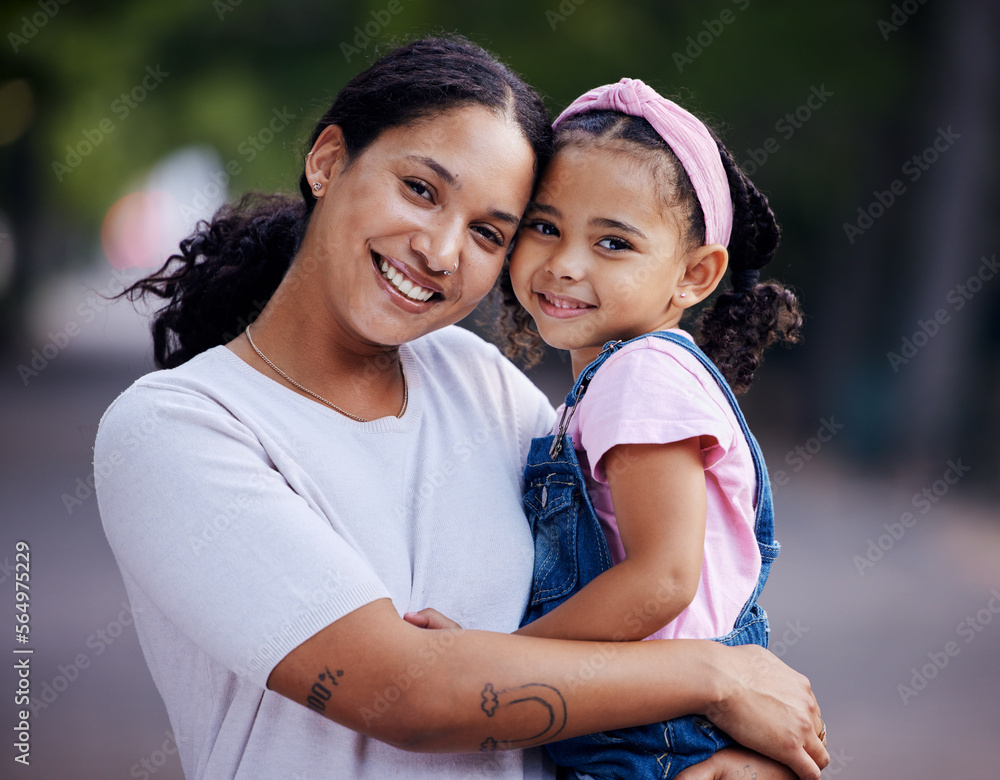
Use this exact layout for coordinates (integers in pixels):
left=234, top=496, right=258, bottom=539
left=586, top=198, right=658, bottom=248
left=553, top=78, right=733, bottom=247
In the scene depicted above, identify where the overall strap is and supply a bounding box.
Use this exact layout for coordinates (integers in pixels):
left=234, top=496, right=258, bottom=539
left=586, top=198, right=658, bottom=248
left=555, top=334, right=662, bottom=439
left=550, top=338, right=627, bottom=455
left=557, top=332, right=774, bottom=545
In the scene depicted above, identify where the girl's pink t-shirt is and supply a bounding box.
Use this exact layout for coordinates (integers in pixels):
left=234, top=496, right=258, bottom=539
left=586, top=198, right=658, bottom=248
left=561, top=330, right=761, bottom=641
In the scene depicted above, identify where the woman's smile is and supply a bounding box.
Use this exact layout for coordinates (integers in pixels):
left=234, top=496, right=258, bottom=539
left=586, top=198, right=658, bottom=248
left=372, top=250, right=442, bottom=306
left=300, top=105, right=535, bottom=347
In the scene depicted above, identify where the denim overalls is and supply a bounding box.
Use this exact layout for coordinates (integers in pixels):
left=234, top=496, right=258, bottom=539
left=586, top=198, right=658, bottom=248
left=520, top=331, right=780, bottom=780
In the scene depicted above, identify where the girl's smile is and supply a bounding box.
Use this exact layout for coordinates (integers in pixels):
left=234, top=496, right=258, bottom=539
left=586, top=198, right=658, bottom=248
left=535, top=289, right=597, bottom=317
left=510, top=143, right=693, bottom=372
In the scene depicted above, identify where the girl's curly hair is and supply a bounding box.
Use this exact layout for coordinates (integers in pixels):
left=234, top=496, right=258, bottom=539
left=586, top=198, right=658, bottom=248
left=495, top=108, right=801, bottom=393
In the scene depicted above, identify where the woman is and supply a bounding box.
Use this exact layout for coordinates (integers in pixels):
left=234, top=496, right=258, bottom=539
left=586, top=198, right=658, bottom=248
left=98, top=36, right=828, bottom=779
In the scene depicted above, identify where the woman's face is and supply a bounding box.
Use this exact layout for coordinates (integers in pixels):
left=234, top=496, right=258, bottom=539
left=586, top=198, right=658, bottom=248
left=300, top=105, right=536, bottom=349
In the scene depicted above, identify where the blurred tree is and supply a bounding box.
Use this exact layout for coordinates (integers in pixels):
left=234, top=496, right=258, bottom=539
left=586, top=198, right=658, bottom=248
left=1, top=0, right=997, bottom=485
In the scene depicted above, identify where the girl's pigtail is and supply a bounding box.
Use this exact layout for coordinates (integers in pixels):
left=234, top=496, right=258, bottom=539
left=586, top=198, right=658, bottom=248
left=492, top=257, right=544, bottom=369
left=694, top=141, right=803, bottom=394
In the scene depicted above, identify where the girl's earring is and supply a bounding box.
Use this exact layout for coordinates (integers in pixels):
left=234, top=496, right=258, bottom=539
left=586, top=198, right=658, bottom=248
left=679, top=292, right=687, bottom=298
left=312, top=182, right=322, bottom=192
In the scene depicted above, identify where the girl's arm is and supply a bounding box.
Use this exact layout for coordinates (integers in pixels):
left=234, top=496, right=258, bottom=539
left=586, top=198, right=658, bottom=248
left=676, top=748, right=799, bottom=780
left=268, top=598, right=829, bottom=779
left=516, top=437, right=707, bottom=641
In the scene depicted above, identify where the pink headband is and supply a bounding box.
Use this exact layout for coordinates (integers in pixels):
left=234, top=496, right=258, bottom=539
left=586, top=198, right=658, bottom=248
left=553, top=78, right=733, bottom=247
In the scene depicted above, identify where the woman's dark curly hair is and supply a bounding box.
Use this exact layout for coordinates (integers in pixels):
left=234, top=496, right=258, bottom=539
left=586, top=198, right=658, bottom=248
left=497, top=108, right=802, bottom=394
left=122, top=35, right=553, bottom=369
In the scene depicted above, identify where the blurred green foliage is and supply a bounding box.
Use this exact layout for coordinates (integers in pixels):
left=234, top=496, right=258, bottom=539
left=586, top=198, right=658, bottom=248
left=2, top=0, right=918, bottom=223
left=2, top=0, right=998, bottom=481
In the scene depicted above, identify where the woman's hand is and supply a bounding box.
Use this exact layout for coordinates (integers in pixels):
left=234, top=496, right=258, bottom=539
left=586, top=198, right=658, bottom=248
left=703, top=644, right=828, bottom=779
left=403, top=608, right=463, bottom=630
left=675, top=748, right=797, bottom=780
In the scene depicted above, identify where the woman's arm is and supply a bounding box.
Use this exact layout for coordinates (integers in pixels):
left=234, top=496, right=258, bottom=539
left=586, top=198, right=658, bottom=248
left=268, top=598, right=829, bottom=778
left=516, top=438, right=706, bottom=641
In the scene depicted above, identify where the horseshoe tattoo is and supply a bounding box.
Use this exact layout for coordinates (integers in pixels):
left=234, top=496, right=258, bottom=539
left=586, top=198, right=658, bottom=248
left=478, top=682, right=568, bottom=751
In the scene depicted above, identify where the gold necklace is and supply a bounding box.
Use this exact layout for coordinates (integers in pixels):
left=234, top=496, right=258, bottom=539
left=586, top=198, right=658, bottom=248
left=244, top=326, right=407, bottom=423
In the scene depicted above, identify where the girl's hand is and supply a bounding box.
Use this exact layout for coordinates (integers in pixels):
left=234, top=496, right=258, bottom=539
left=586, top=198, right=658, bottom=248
left=675, top=748, right=796, bottom=780
left=403, top=608, right=463, bottom=630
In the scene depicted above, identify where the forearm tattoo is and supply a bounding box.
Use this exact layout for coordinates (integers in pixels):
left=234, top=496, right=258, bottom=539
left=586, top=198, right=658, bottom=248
left=306, top=665, right=344, bottom=714
left=478, top=683, right=567, bottom=751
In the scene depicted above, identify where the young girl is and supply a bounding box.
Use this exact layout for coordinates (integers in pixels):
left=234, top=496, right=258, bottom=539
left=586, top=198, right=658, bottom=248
left=407, top=78, right=808, bottom=778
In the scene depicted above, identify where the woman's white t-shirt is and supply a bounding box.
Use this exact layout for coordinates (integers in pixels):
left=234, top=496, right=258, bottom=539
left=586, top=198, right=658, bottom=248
left=95, top=325, right=556, bottom=779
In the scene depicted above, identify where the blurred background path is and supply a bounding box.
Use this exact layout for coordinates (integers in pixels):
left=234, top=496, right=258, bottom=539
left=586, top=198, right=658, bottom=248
left=2, top=343, right=998, bottom=778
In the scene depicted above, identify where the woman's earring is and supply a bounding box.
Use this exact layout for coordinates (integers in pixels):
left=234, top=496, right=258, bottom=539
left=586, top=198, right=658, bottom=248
left=312, top=182, right=322, bottom=192
left=679, top=292, right=687, bottom=298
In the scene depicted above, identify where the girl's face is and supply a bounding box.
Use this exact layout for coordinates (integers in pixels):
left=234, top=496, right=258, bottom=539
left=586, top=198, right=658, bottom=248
left=509, top=143, right=694, bottom=364
left=301, top=105, right=536, bottom=349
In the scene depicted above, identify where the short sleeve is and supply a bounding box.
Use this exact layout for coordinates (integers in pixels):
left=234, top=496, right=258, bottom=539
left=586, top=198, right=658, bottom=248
left=575, top=343, right=738, bottom=484
left=95, top=382, right=391, bottom=688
